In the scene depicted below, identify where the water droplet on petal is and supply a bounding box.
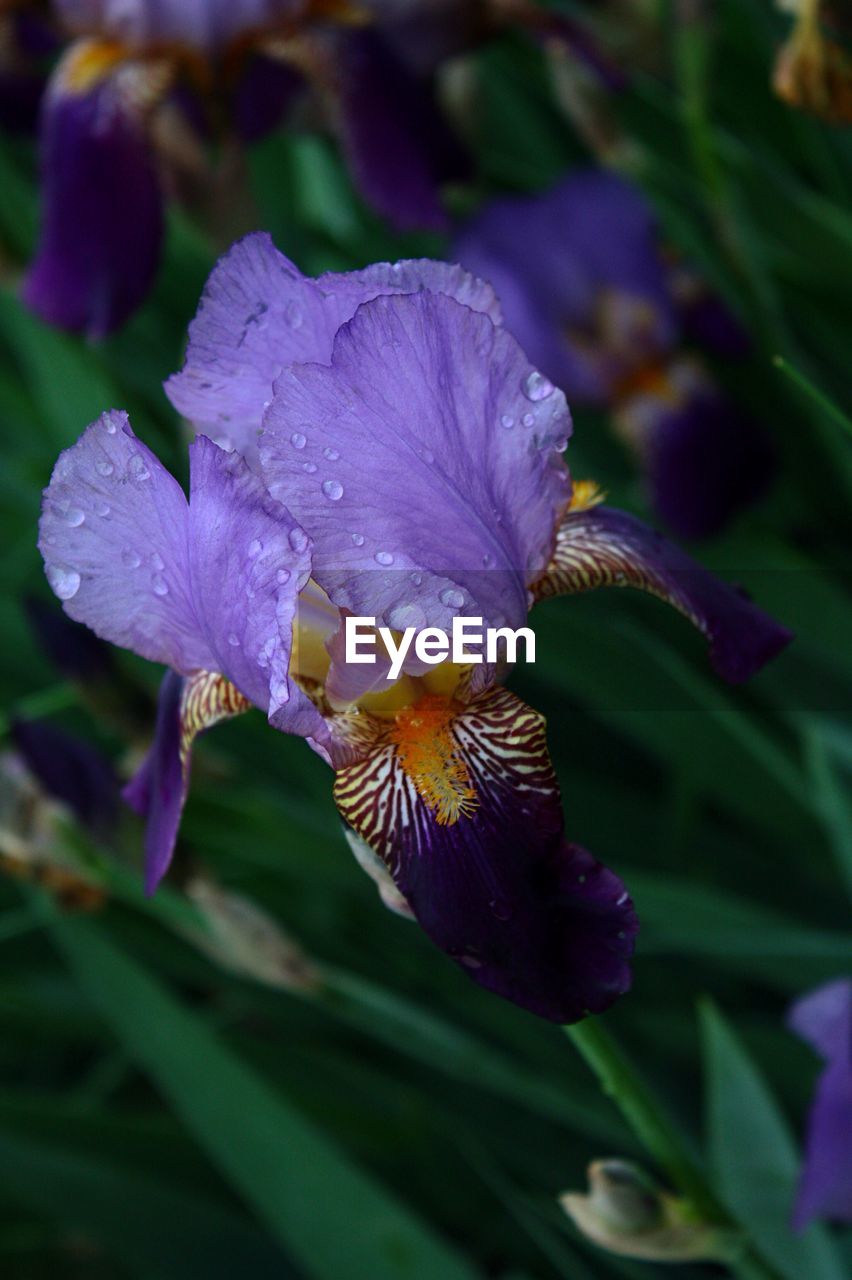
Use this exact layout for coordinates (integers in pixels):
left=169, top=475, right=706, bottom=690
left=227, top=632, right=240, bottom=647
left=95, top=501, right=111, bottom=518
left=96, top=460, right=114, bottom=477
left=388, top=603, right=426, bottom=630
left=128, top=454, right=150, bottom=481
left=121, top=548, right=141, bottom=569
left=522, top=413, right=534, bottom=427
left=323, top=447, right=340, bottom=461
left=289, top=527, right=308, bottom=553
left=290, top=431, right=306, bottom=450
left=104, top=418, right=117, bottom=434
left=351, top=532, right=365, bottom=547
left=489, top=898, right=512, bottom=921
left=554, top=436, right=568, bottom=452
left=276, top=567, right=291, bottom=585
left=149, top=551, right=164, bottom=571
left=64, top=506, right=85, bottom=527
left=285, top=300, right=302, bottom=330
left=500, top=414, right=514, bottom=429
left=322, top=479, right=343, bottom=501
left=375, top=551, right=394, bottom=566
left=410, top=571, right=422, bottom=586
left=303, top=462, right=317, bottom=473
left=440, top=587, right=465, bottom=609
left=248, top=538, right=263, bottom=558
left=152, top=574, right=169, bottom=596
left=523, top=370, right=554, bottom=401
left=271, top=677, right=289, bottom=702
left=47, top=565, right=80, bottom=600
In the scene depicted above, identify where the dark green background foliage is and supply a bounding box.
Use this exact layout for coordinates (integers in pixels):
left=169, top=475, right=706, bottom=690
left=0, top=1, right=850, bottom=1276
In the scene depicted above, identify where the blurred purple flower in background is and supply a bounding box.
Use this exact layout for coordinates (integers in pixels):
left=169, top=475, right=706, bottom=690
left=18, top=0, right=616, bottom=337
left=37, top=239, right=790, bottom=1020
left=454, top=170, right=776, bottom=540
left=788, top=979, right=852, bottom=1230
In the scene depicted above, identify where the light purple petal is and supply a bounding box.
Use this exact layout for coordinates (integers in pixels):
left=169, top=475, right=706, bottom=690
left=38, top=410, right=314, bottom=721
left=534, top=503, right=792, bottom=683
left=788, top=980, right=852, bottom=1229
left=165, top=232, right=501, bottom=462
left=260, top=290, right=571, bottom=632
left=56, top=0, right=304, bottom=55
left=23, top=51, right=164, bottom=337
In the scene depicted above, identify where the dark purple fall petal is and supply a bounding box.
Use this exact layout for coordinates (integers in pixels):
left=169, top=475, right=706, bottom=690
left=23, top=63, right=164, bottom=338
left=260, top=290, right=571, bottom=634
left=231, top=51, right=303, bottom=143
left=788, top=980, right=852, bottom=1230
left=533, top=504, right=791, bottom=683
left=334, top=687, right=637, bottom=1022
left=165, top=231, right=501, bottom=463
left=644, top=392, right=776, bottom=541
left=124, top=669, right=250, bottom=893
left=11, top=717, right=119, bottom=835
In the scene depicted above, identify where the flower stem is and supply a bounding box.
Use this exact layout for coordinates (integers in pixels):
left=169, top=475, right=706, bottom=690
left=564, top=1018, right=784, bottom=1280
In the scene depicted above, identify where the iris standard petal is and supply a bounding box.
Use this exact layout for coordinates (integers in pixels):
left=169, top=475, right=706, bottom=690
left=788, top=980, right=852, bottom=1229
left=165, top=231, right=501, bottom=462
left=333, top=686, right=637, bottom=1021
left=533, top=501, right=792, bottom=682
left=38, top=410, right=313, bottom=718
left=23, top=44, right=165, bottom=337
left=260, top=290, right=571, bottom=633
left=124, top=670, right=250, bottom=892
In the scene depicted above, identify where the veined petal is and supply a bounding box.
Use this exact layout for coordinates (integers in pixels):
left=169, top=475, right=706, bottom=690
left=260, top=290, right=572, bottom=633
left=165, top=231, right=501, bottom=462
left=38, top=410, right=314, bottom=719
left=23, top=41, right=167, bottom=337
left=334, top=687, right=637, bottom=1022
left=533, top=503, right=791, bottom=683
left=124, top=670, right=250, bottom=892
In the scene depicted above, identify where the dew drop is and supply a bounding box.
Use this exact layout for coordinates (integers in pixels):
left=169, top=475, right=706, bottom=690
left=323, top=447, right=340, bottom=461
left=554, top=436, right=569, bottom=452
left=64, top=506, right=85, bottom=527
left=289, top=527, right=308, bottom=553
left=489, top=898, right=512, bottom=921
left=95, top=501, right=111, bottom=518
left=388, top=603, right=426, bottom=630
left=410, top=571, right=423, bottom=586
left=322, top=479, right=343, bottom=501
left=303, top=462, right=317, bottom=474
left=271, top=678, right=289, bottom=702
left=47, top=565, right=80, bottom=600
left=121, top=548, right=141, bottom=569
left=500, top=414, right=514, bottom=429
left=152, top=573, right=169, bottom=596
left=96, top=460, right=114, bottom=477
left=522, top=412, right=534, bottom=427
left=460, top=953, right=483, bottom=970
left=440, top=587, right=465, bottom=609
left=290, top=431, right=306, bottom=450
left=104, top=418, right=117, bottom=434
left=227, top=632, right=240, bottom=647
left=248, top=538, right=263, bottom=558
left=523, top=370, right=554, bottom=401
left=351, top=532, right=365, bottom=547
left=149, top=551, right=164, bottom=571
left=128, top=454, right=150, bottom=481
left=285, top=300, right=302, bottom=330
left=276, top=567, right=291, bottom=585
left=375, top=550, right=394, bottom=566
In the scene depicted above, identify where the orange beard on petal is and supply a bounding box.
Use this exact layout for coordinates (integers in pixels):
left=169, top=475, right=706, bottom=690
left=389, top=694, right=478, bottom=826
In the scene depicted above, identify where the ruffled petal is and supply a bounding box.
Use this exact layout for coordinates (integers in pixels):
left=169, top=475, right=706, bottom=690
left=533, top=502, right=792, bottom=682
left=23, top=42, right=166, bottom=337
left=333, top=687, right=637, bottom=1021
left=260, top=290, right=571, bottom=633
left=38, top=410, right=314, bottom=719
left=165, top=231, right=500, bottom=462
left=788, top=980, right=852, bottom=1229
left=124, top=669, right=250, bottom=892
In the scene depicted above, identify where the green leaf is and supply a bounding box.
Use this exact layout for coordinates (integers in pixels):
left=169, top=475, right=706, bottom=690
left=803, top=718, right=852, bottom=903
left=44, top=908, right=480, bottom=1280
left=700, top=1001, right=846, bottom=1280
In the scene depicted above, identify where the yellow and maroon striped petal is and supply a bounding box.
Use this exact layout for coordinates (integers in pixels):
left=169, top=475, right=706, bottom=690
left=334, top=687, right=636, bottom=1022
left=533, top=500, right=791, bottom=683
left=124, top=669, right=250, bottom=893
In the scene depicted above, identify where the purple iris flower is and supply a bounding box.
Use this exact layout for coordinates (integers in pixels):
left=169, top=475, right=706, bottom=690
left=20, top=0, right=609, bottom=337
left=788, top=979, right=852, bottom=1230
left=454, top=171, right=775, bottom=540
left=38, top=238, right=791, bottom=1021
